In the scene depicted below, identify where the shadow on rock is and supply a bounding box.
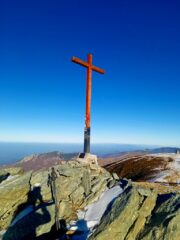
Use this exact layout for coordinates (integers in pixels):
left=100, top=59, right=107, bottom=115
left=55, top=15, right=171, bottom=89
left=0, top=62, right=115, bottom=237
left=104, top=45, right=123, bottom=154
left=37, top=219, right=69, bottom=240
left=3, top=186, right=52, bottom=240
left=69, top=220, right=89, bottom=240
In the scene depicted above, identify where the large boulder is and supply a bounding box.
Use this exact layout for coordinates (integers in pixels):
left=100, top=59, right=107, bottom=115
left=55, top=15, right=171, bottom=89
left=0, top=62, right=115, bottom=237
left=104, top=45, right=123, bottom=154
left=89, top=183, right=180, bottom=240
left=2, top=203, right=55, bottom=240
left=0, top=167, right=23, bottom=184
left=137, top=193, right=180, bottom=240
left=0, top=172, right=32, bottom=230
left=1, top=167, right=23, bottom=176
left=89, top=185, right=157, bottom=240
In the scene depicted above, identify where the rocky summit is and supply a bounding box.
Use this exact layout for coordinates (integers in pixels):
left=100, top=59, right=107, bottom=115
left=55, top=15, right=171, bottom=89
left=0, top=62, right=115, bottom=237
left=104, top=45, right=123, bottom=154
left=0, top=158, right=114, bottom=239
left=0, top=153, right=180, bottom=240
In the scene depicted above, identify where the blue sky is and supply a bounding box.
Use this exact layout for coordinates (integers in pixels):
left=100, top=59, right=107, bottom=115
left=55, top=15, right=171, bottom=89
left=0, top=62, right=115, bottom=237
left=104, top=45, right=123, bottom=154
left=1, top=0, right=180, bottom=145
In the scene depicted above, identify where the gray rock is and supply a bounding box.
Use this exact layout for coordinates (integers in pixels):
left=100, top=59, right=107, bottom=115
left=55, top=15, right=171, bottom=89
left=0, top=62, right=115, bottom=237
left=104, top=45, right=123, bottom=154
left=107, top=179, right=116, bottom=188
left=30, top=170, right=51, bottom=202
left=137, top=187, right=152, bottom=197
left=89, top=186, right=144, bottom=240
left=2, top=203, right=55, bottom=240
left=0, top=172, right=32, bottom=230
left=2, top=167, right=23, bottom=176
left=89, top=184, right=180, bottom=240
left=138, top=193, right=180, bottom=240
left=0, top=170, right=9, bottom=184
left=82, top=169, right=91, bottom=196
left=0, top=167, right=23, bottom=184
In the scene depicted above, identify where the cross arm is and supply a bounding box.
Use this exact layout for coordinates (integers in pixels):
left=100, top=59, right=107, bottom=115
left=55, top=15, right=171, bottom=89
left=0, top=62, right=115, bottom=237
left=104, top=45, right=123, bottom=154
left=71, top=56, right=89, bottom=68
left=92, top=65, right=105, bottom=74
left=71, top=55, right=105, bottom=74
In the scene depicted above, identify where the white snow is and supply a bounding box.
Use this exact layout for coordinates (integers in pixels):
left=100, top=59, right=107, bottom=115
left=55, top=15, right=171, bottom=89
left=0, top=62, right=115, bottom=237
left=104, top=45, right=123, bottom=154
left=69, top=185, right=123, bottom=239
left=147, top=153, right=180, bottom=183
left=84, top=185, right=123, bottom=228
left=34, top=182, right=41, bottom=187
left=31, top=182, right=41, bottom=189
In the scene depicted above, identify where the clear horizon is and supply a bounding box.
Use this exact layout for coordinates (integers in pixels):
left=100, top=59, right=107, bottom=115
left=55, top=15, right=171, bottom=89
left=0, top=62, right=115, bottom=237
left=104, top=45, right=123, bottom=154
left=0, top=140, right=176, bottom=148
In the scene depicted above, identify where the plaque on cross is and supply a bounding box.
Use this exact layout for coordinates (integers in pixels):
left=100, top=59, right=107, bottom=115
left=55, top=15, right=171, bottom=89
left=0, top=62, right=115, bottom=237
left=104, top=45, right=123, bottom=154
left=71, top=54, right=105, bottom=154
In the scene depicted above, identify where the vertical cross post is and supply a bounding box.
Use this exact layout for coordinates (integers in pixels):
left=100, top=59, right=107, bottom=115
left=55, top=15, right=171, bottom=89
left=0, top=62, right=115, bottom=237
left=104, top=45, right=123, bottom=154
left=84, top=54, right=92, bottom=153
left=71, top=54, right=105, bottom=154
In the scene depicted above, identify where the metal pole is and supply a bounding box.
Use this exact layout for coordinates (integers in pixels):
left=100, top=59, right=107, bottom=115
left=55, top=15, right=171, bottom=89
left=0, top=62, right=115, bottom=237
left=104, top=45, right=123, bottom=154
left=84, top=54, right=92, bottom=153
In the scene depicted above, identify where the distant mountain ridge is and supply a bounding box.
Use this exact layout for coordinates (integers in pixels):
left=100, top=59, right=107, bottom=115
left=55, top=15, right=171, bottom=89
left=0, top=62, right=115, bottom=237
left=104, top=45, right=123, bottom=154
left=12, top=151, right=78, bottom=171
left=149, top=147, right=180, bottom=153
left=102, top=146, right=180, bottom=158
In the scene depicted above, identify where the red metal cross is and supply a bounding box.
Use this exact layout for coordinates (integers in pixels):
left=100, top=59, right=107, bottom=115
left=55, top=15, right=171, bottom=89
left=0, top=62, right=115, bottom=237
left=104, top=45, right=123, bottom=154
left=71, top=54, right=105, bottom=153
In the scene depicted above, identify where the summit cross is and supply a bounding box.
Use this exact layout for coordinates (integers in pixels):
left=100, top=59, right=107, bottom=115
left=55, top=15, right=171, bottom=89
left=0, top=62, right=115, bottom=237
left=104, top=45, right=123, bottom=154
left=71, top=54, right=105, bottom=154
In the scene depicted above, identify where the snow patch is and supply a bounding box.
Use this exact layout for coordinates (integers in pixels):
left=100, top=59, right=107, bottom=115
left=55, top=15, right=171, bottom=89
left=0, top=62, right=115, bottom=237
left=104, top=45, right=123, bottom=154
left=84, top=185, right=123, bottom=226
left=69, top=185, right=123, bottom=239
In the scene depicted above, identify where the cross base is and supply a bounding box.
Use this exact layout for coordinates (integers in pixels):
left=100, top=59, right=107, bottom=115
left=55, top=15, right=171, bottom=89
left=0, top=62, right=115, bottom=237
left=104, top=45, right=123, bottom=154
left=77, top=153, right=98, bottom=165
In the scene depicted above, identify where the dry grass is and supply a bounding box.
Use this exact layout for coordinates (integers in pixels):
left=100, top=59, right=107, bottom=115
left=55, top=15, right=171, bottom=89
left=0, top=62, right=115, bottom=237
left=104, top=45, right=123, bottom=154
left=99, top=153, right=174, bottom=181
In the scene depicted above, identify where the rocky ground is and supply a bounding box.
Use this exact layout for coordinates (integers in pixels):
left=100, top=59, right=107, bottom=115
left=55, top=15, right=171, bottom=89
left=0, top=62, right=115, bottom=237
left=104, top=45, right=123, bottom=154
left=0, top=158, right=116, bottom=239
left=0, top=153, right=180, bottom=240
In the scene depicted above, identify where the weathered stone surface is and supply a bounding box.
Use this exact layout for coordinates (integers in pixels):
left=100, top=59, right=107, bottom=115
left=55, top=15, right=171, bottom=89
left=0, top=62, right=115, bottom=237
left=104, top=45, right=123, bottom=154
left=164, top=211, right=180, bottom=240
left=30, top=170, right=51, bottom=202
left=90, top=183, right=180, bottom=240
left=2, top=203, right=55, bottom=240
left=0, top=167, right=23, bottom=184
left=57, top=162, right=112, bottom=214
left=59, top=200, right=75, bottom=220
left=0, top=170, right=9, bottom=184
left=70, top=185, right=85, bottom=205
left=125, top=190, right=157, bottom=240
left=0, top=172, right=32, bottom=230
left=107, top=179, right=116, bottom=188
left=137, top=193, right=180, bottom=240
left=90, top=186, right=144, bottom=240
left=2, top=167, right=23, bottom=176
left=56, top=164, right=83, bottom=177
left=82, top=169, right=91, bottom=196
